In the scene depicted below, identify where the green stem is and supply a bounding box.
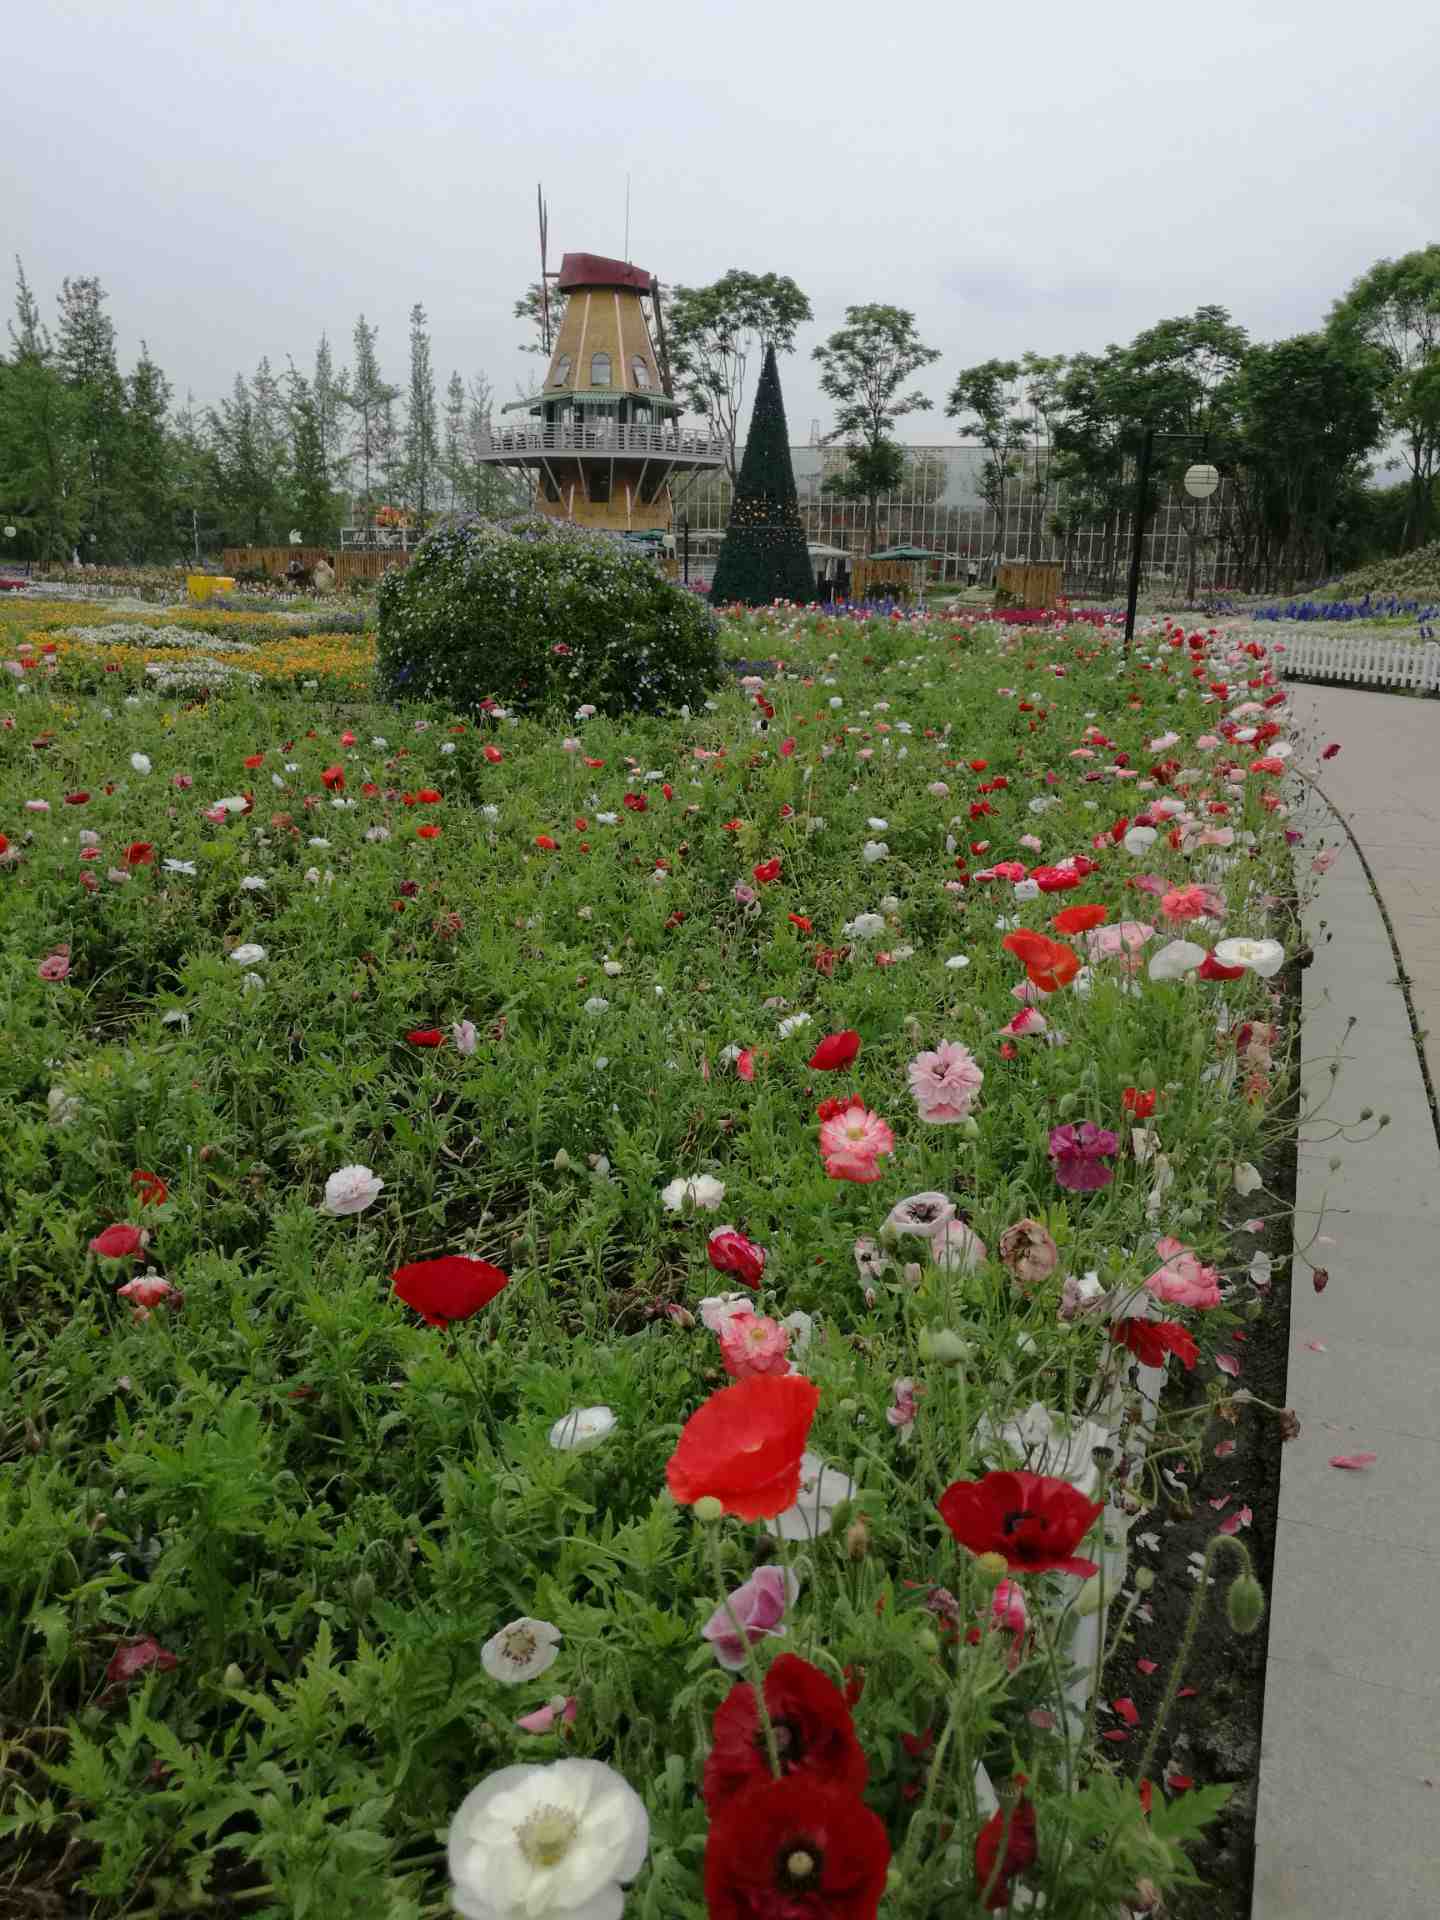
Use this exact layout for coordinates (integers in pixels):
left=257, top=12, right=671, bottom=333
left=704, top=1524, right=782, bottom=1778
left=1137, top=1532, right=1253, bottom=1784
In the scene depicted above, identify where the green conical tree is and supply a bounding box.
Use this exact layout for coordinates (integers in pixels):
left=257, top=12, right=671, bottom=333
left=710, top=343, right=815, bottom=606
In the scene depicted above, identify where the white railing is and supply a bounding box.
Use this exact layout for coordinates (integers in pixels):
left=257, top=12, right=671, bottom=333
left=340, top=526, right=423, bottom=550
left=1277, top=633, right=1440, bottom=693
left=479, top=423, right=727, bottom=462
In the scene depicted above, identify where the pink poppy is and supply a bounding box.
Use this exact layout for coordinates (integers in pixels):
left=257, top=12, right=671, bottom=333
left=701, top=1565, right=800, bottom=1670
left=103, top=1636, right=178, bottom=1696
left=1048, top=1122, right=1119, bottom=1191
left=90, top=1223, right=147, bottom=1259
left=515, top=1693, right=578, bottom=1733
left=1001, top=1008, right=1048, bottom=1037
left=928, top=1220, right=988, bottom=1272
left=818, top=1100, right=895, bottom=1183
left=907, top=1039, right=984, bottom=1122
left=1145, top=1237, right=1222, bottom=1309
left=717, top=1310, right=791, bottom=1380
left=37, top=945, right=71, bottom=982
left=1160, top=883, right=1225, bottom=923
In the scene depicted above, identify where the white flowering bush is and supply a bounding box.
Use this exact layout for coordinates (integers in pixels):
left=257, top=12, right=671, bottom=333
left=376, top=516, right=722, bottom=719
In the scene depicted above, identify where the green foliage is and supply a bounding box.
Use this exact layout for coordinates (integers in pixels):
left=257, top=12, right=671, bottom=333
left=813, top=305, right=939, bottom=541
left=668, top=270, right=813, bottom=485
left=1328, top=246, right=1440, bottom=549
left=709, top=345, right=815, bottom=606
left=376, top=516, right=722, bottom=716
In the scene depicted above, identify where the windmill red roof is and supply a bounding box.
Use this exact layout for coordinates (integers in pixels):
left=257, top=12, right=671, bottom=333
left=556, top=252, right=652, bottom=292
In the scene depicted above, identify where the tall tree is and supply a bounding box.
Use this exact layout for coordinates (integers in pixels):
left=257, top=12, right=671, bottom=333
left=814, top=305, right=939, bottom=547
left=514, top=282, right=569, bottom=356
left=208, top=374, right=278, bottom=545
left=55, top=274, right=128, bottom=558
left=343, top=315, right=400, bottom=520
left=1328, top=247, right=1440, bottom=549
left=125, top=343, right=174, bottom=559
left=710, top=343, right=815, bottom=607
left=946, top=359, right=1027, bottom=560
left=669, top=270, right=812, bottom=487
left=404, top=301, right=440, bottom=523
left=286, top=369, right=337, bottom=543
left=1, top=262, right=80, bottom=563
left=312, top=333, right=350, bottom=504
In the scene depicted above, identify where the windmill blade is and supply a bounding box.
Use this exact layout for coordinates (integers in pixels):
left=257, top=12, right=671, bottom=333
left=537, top=183, right=552, bottom=354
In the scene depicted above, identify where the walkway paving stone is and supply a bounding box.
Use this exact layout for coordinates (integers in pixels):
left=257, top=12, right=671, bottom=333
left=1252, top=684, right=1440, bottom=1919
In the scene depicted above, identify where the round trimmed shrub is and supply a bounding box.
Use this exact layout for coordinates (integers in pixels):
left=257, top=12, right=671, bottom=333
left=375, top=516, right=723, bottom=718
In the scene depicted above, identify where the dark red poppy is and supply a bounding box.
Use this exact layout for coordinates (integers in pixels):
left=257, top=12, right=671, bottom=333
left=666, top=1374, right=819, bottom=1520
left=707, top=1227, right=766, bottom=1287
left=1052, top=903, right=1107, bottom=935
left=321, top=765, right=345, bottom=791
left=417, top=787, right=441, bottom=804
left=64, top=790, right=90, bottom=805
left=391, top=1255, right=508, bottom=1327
left=815, top=1092, right=864, bottom=1124
left=622, top=792, right=648, bottom=814
left=417, top=824, right=441, bottom=839
left=1111, top=1318, right=1198, bottom=1371
left=103, top=1636, right=179, bottom=1697
left=752, top=857, right=782, bottom=885
left=1031, top=864, right=1082, bottom=892
left=703, top=1655, right=869, bottom=1812
left=809, top=1030, right=861, bottom=1072
left=123, top=842, right=155, bottom=867
left=89, top=1223, right=146, bottom=1260
left=705, top=1774, right=889, bottom=1920
left=483, top=744, right=504, bottom=765
left=1197, top=950, right=1246, bottom=981
left=405, top=1028, right=446, bottom=1048
left=975, top=1782, right=1038, bottom=1911
left=1121, top=1088, right=1157, bottom=1118
left=937, top=1470, right=1103, bottom=1578
left=130, top=1169, right=168, bottom=1207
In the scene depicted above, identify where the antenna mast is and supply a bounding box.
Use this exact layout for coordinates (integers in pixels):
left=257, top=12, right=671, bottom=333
left=537, top=182, right=552, bottom=354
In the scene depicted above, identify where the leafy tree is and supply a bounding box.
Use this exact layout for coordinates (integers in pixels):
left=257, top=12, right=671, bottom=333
left=125, top=343, right=174, bottom=559
left=312, top=334, right=351, bottom=503
left=821, top=438, right=906, bottom=548
left=1328, top=247, right=1440, bottom=548
left=286, top=370, right=338, bottom=543
left=56, top=274, right=129, bottom=558
left=0, top=258, right=80, bottom=562
left=344, top=315, right=400, bottom=519
left=668, top=270, right=812, bottom=487
left=514, top=282, right=569, bottom=356
left=208, top=374, right=279, bottom=545
left=813, top=304, right=939, bottom=546
left=710, top=343, right=815, bottom=606
left=404, top=302, right=440, bottom=523
left=947, top=359, right=1027, bottom=555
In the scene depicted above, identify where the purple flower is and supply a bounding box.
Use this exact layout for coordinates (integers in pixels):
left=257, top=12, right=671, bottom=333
left=1048, top=1122, right=1119, bottom=1192
left=701, top=1565, right=800, bottom=1670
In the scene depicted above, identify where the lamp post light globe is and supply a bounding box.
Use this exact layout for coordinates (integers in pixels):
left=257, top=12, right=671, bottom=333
left=1183, top=463, right=1220, bottom=500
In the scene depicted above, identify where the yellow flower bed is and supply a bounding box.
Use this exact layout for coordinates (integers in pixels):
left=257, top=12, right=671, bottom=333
left=46, top=630, right=376, bottom=691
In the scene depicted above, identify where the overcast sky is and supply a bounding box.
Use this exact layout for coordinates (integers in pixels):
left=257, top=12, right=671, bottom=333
left=12, top=0, right=1439, bottom=439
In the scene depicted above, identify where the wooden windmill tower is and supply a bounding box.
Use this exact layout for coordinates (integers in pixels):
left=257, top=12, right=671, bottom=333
left=477, top=190, right=725, bottom=534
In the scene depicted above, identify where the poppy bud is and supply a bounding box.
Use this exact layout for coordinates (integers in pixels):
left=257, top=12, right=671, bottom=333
left=552, top=1149, right=572, bottom=1171
left=914, top=1625, right=940, bottom=1654
left=918, top=1327, right=970, bottom=1363
left=1227, top=1572, right=1266, bottom=1636
left=223, top=1663, right=246, bottom=1689
left=973, top=1552, right=1008, bottom=1587
left=1278, top=1407, right=1302, bottom=1441
left=845, top=1517, right=871, bottom=1561
left=1133, top=1567, right=1155, bottom=1593
left=351, top=1571, right=375, bottom=1613
left=693, top=1496, right=724, bottom=1525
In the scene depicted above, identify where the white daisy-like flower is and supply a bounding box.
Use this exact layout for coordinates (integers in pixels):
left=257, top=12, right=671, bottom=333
left=481, top=1617, right=562, bottom=1686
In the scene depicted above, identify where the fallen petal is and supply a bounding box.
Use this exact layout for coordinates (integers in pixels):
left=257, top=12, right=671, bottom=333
left=1329, top=1452, right=1377, bottom=1470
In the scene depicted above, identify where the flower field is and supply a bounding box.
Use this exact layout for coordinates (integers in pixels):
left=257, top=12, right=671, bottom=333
left=1, top=605, right=1307, bottom=1917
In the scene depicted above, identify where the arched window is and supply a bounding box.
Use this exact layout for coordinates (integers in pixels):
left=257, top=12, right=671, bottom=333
left=631, top=355, right=651, bottom=390
left=550, top=354, right=571, bottom=386
left=590, top=351, right=612, bottom=387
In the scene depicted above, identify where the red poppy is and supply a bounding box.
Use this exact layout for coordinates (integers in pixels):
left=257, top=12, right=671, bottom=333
left=584, top=756, right=605, bottom=769
left=534, top=834, right=558, bottom=850
left=703, top=1655, right=869, bottom=1812
left=483, top=744, right=504, bottom=764
left=1111, top=1318, right=1198, bottom=1370
left=417, top=824, right=441, bottom=839
left=809, top=1029, right=861, bottom=1072
left=937, top=1470, right=1103, bottom=1577
left=416, top=787, right=441, bottom=804
left=666, top=1374, right=819, bottom=1520
left=1031, top=864, right=1082, bottom=892
left=780, top=736, right=796, bottom=757
left=705, top=1775, right=889, bottom=1920
left=1197, top=950, right=1246, bottom=981
left=243, top=753, right=265, bottom=769
left=64, top=790, right=90, bottom=805
left=1052, top=903, right=1108, bottom=935
left=130, top=1169, right=168, bottom=1207
left=707, top=1227, right=766, bottom=1287
left=975, top=1783, right=1038, bottom=1911
left=722, top=818, right=746, bottom=832
left=622, top=792, right=648, bottom=813
left=90, top=1223, right=146, bottom=1260
left=1122, top=1087, right=1157, bottom=1118
left=788, top=913, right=813, bottom=932
left=123, top=842, right=155, bottom=867
left=405, top=1028, right=446, bottom=1048
left=815, top=1091, right=864, bottom=1123
left=103, top=1636, right=179, bottom=1696
left=1001, top=930, right=1080, bottom=993
left=752, top=857, right=782, bottom=885
left=969, top=758, right=988, bottom=771
left=321, top=765, right=345, bottom=791
left=391, top=1254, right=508, bottom=1327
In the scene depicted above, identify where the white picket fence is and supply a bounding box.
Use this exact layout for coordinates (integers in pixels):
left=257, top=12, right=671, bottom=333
left=1276, top=631, right=1440, bottom=692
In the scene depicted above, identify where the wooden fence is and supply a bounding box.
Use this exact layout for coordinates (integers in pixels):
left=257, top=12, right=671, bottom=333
left=995, top=560, right=1063, bottom=608
left=1276, top=633, right=1440, bottom=693
left=220, top=547, right=412, bottom=588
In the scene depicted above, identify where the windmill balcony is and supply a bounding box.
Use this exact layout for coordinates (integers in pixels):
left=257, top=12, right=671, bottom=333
left=477, top=421, right=728, bottom=464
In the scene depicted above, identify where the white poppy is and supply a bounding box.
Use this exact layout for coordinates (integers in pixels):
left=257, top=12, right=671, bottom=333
left=975, top=1401, right=1116, bottom=1500
left=582, top=997, right=610, bottom=1016
left=1213, top=936, right=1285, bottom=979
left=481, top=1618, right=562, bottom=1686
left=843, top=912, right=886, bottom=939
left=164, top=859, right=197, bottom=875
left=862, top=840, right=889, bottom=863
left=777, top=1013, right=812, bottom=1039
left=944, top=954, right=971, bottom=970
left=448, top=1758, right=648, bottom=1920
left=766, top=1450, right=855, bottom=1541
left=130, top=753, right=152, bottom=775
left=1233, top=1161, right=1263, bottom=1195
left=548, top=1407, right=616, bottom=1452
left=699, top=1292, right=751, bottom=1334
left=229, top=943, right=267, bottom=966
left=1123, top=826, right=1158, bottom=855
left=1148, top=939, right=1206, bottom=982
left=322, top=1164, right=383, bottom=1216
left=660, top=1174, right=726, bottom=1213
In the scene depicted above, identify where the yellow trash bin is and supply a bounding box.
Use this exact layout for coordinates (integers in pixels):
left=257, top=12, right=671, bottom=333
left=187, top=574, right=235, bottom=603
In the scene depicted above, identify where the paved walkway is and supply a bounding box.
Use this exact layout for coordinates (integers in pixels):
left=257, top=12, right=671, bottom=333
left=1253, top=684, right=1440, bottom=1919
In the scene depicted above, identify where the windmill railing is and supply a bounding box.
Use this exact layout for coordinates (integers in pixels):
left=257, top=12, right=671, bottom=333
left=478, top=423, right=728, bottom=462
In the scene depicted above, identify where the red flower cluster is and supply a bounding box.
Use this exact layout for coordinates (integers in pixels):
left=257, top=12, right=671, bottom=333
left=703, top=1658, right=889, bottom=1919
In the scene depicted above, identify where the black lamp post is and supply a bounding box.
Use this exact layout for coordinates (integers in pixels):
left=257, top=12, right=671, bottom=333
left=1122, top=433, right=1218, bottom=652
